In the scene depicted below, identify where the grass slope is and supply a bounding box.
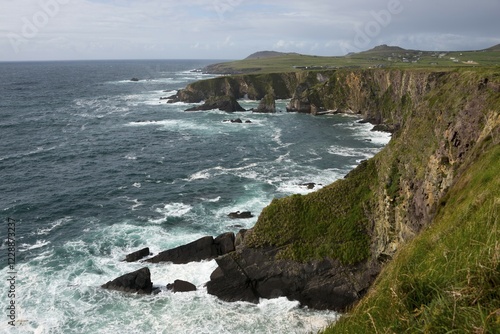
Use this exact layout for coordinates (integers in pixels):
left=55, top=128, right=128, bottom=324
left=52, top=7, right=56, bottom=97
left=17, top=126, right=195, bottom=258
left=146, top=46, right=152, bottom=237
left=326, top=144, right=500, bottom=333
left=247, top=160, right=377, bottom=264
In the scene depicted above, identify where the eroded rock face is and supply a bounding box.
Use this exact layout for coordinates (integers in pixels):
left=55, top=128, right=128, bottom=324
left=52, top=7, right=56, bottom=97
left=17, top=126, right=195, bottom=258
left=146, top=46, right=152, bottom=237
left=206, top=247, right=380, bottom=311
left=101, top=267, right=153, bottom=294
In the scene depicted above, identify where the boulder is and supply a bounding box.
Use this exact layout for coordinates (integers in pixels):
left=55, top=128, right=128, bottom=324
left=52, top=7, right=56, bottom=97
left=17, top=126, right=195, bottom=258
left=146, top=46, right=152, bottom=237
left=228, top=211, right=254, bottom=219
left=214, top=232, right=235, bottom=255
left=254, top=93, right=276, bottom=113
left=185, top=96, right=246, bottom=112
left=101, top=267, right=153, bottom=294
left=130, top=78, right=140, bottom=82
left=145, top=236, right=217, bottom=264
left=145, top=233, right=236, bottom=264
left=124, top=247, right=151, bottom=262
left=167, top=280, right=197, bottom=293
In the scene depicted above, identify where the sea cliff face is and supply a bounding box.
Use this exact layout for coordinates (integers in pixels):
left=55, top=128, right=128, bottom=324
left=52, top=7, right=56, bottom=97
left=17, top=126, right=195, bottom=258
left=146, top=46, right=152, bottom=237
left=173, top=68, right=500, bottom=312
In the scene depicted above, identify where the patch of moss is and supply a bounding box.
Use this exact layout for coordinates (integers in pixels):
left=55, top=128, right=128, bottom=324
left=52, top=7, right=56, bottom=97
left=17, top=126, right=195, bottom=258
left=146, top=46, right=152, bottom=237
left=247, top=160, right=378, bottom=265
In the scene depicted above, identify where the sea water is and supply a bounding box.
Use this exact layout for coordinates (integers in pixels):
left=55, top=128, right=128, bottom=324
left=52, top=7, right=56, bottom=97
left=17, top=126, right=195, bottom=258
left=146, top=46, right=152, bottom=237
left=0, top=60, right=391, bottom=333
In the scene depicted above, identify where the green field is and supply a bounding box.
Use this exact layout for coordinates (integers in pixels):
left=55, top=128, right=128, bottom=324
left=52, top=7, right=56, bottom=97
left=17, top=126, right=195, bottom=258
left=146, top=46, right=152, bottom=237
left=205, top=44, right=500, bottom=74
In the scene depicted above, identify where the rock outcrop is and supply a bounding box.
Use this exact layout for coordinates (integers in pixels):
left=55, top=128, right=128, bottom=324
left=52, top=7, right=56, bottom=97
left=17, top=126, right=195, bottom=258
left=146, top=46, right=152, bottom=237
left=124, top=247, right=150, bottom=262
left=101, top=267, right=153, bottom=294
left=206, top=246, right=380, bottom=311
left=145, top=233, right=235, bottom=264
left=254, top=93, right=276, bottom=113
left=185, top=96, right=245, bottom=112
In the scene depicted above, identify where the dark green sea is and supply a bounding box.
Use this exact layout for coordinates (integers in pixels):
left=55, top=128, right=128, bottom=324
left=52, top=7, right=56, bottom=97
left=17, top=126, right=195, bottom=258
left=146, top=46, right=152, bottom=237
left=0, top=60, right=390, bottom=333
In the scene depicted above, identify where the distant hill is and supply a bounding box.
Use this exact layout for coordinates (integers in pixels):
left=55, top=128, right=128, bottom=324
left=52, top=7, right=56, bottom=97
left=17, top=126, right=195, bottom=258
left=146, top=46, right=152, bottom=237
left=486, top=44, right=500, bottom=51
left=362, top=44, right=407, bottom=53
left=245, top=51, right=300, bottom=60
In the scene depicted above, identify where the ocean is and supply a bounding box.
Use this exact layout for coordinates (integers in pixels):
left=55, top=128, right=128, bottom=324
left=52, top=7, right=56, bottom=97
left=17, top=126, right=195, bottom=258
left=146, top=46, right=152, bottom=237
left=0, top=60, right=391, bottom=334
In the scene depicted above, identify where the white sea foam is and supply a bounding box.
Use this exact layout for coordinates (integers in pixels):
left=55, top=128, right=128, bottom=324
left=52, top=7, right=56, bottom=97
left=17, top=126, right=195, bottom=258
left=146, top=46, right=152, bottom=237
left=201, top=196, right=221, bottom=203
left=0, top=145, right=57, bottom=162
left=353, top=122, right=392, bottom=145
left=328, top=145, right=380, bottom=158
left=0, top=217, right=338, bottom=334
left=35, top=217, right=70, bottom=236
left=149, top=202, right=193, bottom=224
left=19, top=240, right=51, bottom=252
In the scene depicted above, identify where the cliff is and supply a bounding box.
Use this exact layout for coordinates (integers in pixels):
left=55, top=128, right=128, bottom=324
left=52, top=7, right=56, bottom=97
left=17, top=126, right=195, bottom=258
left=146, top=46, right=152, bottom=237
left=169, top=71, right=334, bottom=104
left=173, top=68, right=500, bottom=327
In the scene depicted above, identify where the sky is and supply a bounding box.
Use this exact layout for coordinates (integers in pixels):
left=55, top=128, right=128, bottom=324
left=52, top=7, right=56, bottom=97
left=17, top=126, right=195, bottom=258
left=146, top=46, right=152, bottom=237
left=1, top=0, right=499, bottom=61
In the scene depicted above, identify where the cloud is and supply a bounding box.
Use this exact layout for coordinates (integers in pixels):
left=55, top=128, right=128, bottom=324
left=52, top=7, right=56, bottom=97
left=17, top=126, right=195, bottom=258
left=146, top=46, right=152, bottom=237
left=0, top=0, right=499, bottom=60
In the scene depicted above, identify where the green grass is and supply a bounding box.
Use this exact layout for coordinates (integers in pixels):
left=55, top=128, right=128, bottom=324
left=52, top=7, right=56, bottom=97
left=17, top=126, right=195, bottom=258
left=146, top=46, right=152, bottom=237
left=247, top=160, right=377, bottom=265
left=325, top=144, right=500, bottom=333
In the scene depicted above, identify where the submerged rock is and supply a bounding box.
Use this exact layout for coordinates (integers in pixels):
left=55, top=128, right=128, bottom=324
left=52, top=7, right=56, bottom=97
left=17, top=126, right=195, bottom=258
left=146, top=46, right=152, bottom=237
left=130, top=78, right=140, bottom=82
left=228, top=211, right=254, bottom=219
left=167, top=280, right=197, bottom=293
left=300, top=183, right=317, bottom=190
left=101, top=267, right=153, bottom=294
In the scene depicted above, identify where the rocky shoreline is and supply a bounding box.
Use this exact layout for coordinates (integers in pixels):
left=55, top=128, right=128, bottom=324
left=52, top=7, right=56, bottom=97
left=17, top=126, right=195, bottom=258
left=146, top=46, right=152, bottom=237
left=103, top=68, right=500, bottom=315
left=103, top=226, right=378, bottom=311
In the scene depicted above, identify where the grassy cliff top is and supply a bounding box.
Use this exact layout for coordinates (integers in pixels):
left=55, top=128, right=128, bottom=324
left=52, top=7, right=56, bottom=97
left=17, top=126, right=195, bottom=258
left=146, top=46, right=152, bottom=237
left=326, top=143, right=500, bottom=333
left=204, top=45, right=500, bottom=74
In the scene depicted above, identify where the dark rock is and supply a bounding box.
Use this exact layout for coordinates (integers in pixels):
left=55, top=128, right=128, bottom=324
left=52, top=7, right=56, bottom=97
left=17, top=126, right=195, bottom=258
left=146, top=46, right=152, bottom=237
left=185, top=96, right=246, bottom=112
left=371, top=124, right=391, bottom=132
left=145, top=236, right=217, bottom=264
left=300, top=183, right=317, bottom=190
left=167, top=280, right=197, bottom=293
left=254, top=93, right=276, bottom=113
left=215, top=232, right=236, bottom=255
left=124, top=247, right=151, bottom=262
left=245, top=120, right=252, bottom=123
left=130, top=78, right=140, bottom=82
left=145, top=233, right=236, bottom=264
left=228, top=211, right=254, bottom=219
left=101, top=267, right=153, bottom=294
left=231, top=118, right=243, bottom=123
left=206, top=246, right=380, bottom=311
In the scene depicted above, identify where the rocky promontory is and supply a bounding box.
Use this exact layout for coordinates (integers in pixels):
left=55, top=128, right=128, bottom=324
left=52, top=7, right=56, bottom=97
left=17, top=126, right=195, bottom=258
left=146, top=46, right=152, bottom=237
left=105, top=67, right=500, bottom=326
left=166, top=68, right=500, bottom=314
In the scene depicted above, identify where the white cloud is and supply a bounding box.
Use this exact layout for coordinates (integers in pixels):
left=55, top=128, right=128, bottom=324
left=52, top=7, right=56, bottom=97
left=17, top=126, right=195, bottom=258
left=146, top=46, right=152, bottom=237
left=1, top=0, right=499, bottom=60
